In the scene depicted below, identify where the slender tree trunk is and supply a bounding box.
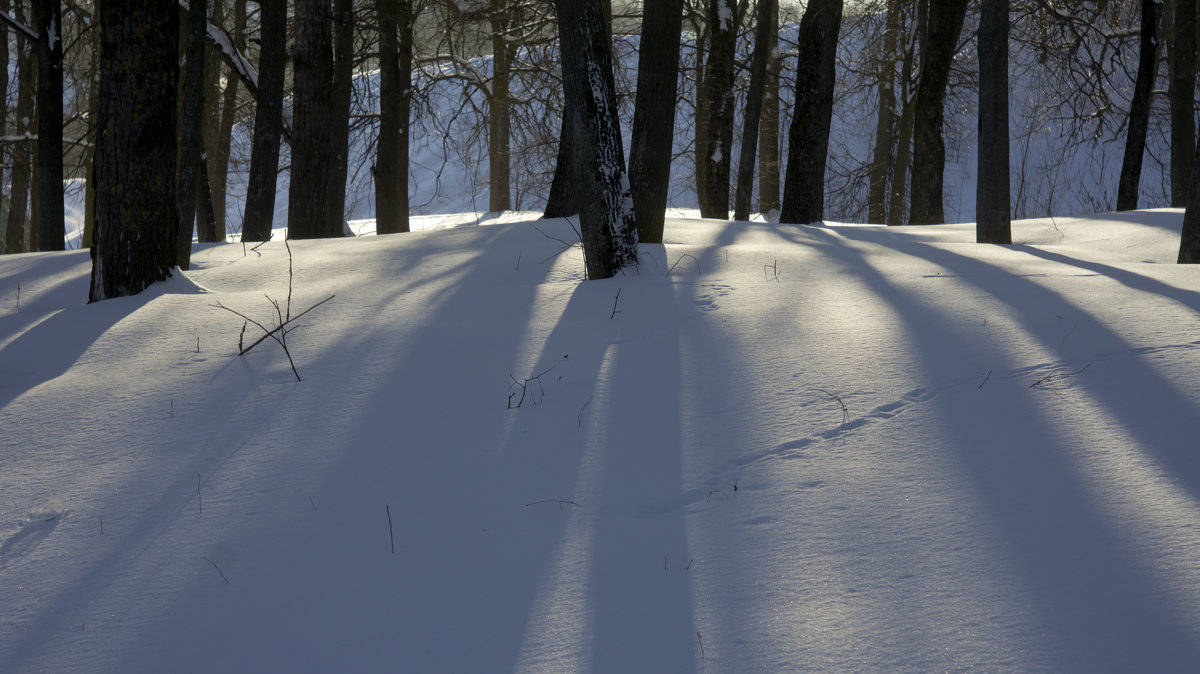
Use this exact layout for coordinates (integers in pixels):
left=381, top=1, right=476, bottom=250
left=35, top=0, right=64, bottom=251
left=555, top=0, right=638, bottom=279
left=976, top=0, right=1011, bottom=243
left=196, top=0, right=222, bottom=243
left=177, top=0, right=207, bottom=269
left=1118, top=0, right=1160, bottom=211
left=209, top=0, right=245, bottom=240
left=888, top=0, right=921, bottom=225
left=1181, top=131, right=1200, bottom=261
left=83, top=66, right=99, bottom=248
left=489, top=0, right=512, bottom=213
left=1171, top=0, right=1196, bottom=206
left=908, top=0, right=968, bottom=225
left=733, top=0, right=775, bottom=221
left=376, top=0, right=414, bottom=234
left=758, top=2, right=781, bottom=216
left=241, top=0, right=286, bottom=242
left=327, top=0, right=353, bottom=234
left=780, top=0, right=843, bottom=225
left=868, top=0, right=901, bottom=223
left=5, top=13, right=34, bottom=254
left=89, top=0, right=179, bottom=302
left=628, top=0, right=684, bottom=242
left=0, top=0, right=7, bottom=248
left=289, top=0, right=338, bottom=239
left=697, top=0, right=739, bottom=219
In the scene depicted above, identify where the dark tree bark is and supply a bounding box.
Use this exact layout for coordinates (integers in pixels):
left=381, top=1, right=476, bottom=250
left=0, top=0, right=7, bottom=249
left=976, top=0, right=1011, bottom=244
left=779, top=0, right=843, bottom=225
left=868, top=0, right=901, bottom=224
left=758, top=2, right=781, bottom=216
left=908, top=0, right=967, bottom=225
left=35, top=0, right=64, bottom=251
left=376, top=0, right=414, bottom=234
left=209, top=0, right=246, bottom=241
left=1171, top=0, right=1196, bottom=206
left=544, top=112, right=578, bottom=218
left=488, top=0, right=513, bottom=213
left=733, top=0, right=775, bottom=222
left=196, top=1, right=222, bottom=243
left=555, top=0, right=637, bottom=279
left=697, top=0, right=739, bottom=219
left=1181, top=131, right=1200, bottom=262
left=628, top=0, right=684, bottom=242
left=89, top=0, right=179, bottom=302
left=326, top=0, right=354, bottom=234
left=289, top=0, right=339, bottom=239
left=888, top=0, right=923, bottom=225
left=177, top=0, right=208, bottom=269
left=5, top=6, right=35, bottom=254
left=242, top=0, right=286, bottom=242
left=1117, top=0, right=1160, bottom=211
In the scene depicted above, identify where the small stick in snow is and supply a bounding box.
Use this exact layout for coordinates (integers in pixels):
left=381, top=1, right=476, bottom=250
left=696, top=631, right=705, bottom=659
left=1029, top=363, right=1091, bottom=388
left=666, top=253, right=699, bottom=277
left=610, top=288, right=622, bottom=320
left=310, top=496, right=318, bottom=511
left=578, top=394, right=593, bottom=427
left=524, top=499, right=580, bottom=509
left=515, top=252, right=521, bottom=271
left=764, top=259, right=780, bottom=281
left=195, top=337, right=200, bottom=353
left=197, top=473, right=202, bottom=513
left=978, top=369, right=992, bottom=389
left=204, top=557, right=230, bottom=584
left=14, top=280, right=19, bottom=309
left=386, top=504, right=395, bottom=554
left=664, top=555, right=668, bottom=572
left=799, top=388, right=849, bottom=424
left=99, top=516, right=103, bottom=535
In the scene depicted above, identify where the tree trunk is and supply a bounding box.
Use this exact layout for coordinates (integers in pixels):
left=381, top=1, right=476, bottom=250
left=555, top=0, right=638, bottom=279
left=976, top=0, right=1011, bottom=244
left=289, top=0, right=339, bottom=239
left=209, top=0, right=246, bottom=241
left=1118, top=0, right=1160, bottom=211
left=1181, top=130, right=1200, bottom=261
left=908, top=0, right=968, bottom=225
left=35, top=0, right=64, bottom=251
left=544, top=112, right=578, bottom=217
left=177, top=0, right=208, bottom=269
left=0, top=0, right=7, bottom=249
left=868, top=0, right=901, bottom=224
left=733, top=0, right=775, bottom=221
left=1171, top=0, right=1196, bottom=206
left=89, top=0, right=178, bottom=302
left=488, top=0, right=512, bottom=213
left=5, top=12, right=34, bottom=255
left=697, top=0, right=738, bottom=219
left=888, top=0, right=922, bottom=225
left=83, top=64, right=99, bottom=248
left=628, top=0, right=684, bottom=242
left=196, top=0, right=222, bottom=243
left=241, top=0, right=286, bottom=242
left=327, top=0, right=353, bottom=234
left=780, top=0, right=843, bottom=225
left=758, top=2, right=781, bottom=216
left=376, top=0, right=414, bottom=234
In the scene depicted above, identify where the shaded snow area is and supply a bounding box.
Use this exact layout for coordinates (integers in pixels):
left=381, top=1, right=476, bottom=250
left=3, top=211, right=1200, bottom=672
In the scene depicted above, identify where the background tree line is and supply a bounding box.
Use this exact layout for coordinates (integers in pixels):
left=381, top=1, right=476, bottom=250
left=2, top=0, right=1199, bottom=297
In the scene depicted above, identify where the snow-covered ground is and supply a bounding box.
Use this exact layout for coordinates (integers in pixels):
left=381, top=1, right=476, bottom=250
left=3, top=209, right=1200, bottom=672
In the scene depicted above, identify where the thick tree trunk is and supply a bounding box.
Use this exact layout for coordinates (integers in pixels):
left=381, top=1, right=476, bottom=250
left=779, top=0, right=843, bottom=225
left=177, top=0, right=207, bottom=269
left=628, top=0, right=684, bottom=242
left=326, top=0, right=354, bottom=234
left=376, top=0, right=413, bottom=234
left=1171, top=0, right=1196, bottom=206
left=5, top=15, right=34, bottom=255
left=89, top=0, right=179, bottom=302
left=733, top=0, right=775, bottom=221
left=289, top=0, right=338, bottom=239
left=758, top=5, right=781, bottom=216
left=868, top=0, right=901, bottom=224
left=488, top=0, right=512, bottom=213
left=35, top=0, right=64, bottom=251
left=976, top=0, right=1011, bottom=244
left=544, top=112, right=578, bottom=218
left=0, top=0, right=7, bottom=248
left=555, top=0, right=637, bottom=279
left=242, top=0, right=286, bottom=242
left=1181, top=131, right=1200, bottom=262
left=697, top=0, right=738, bottom=219
left=908, top=0, right=968, bottom=225
left=1117, top=0, right=1160, bottom=211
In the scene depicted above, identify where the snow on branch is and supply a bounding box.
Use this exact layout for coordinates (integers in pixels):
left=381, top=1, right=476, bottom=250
left=178, top=0, right=259, bottom=95
left=0, top=9, right=39, bottom=41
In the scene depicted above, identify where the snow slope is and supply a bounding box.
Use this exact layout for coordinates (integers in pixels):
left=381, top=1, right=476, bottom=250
left=2, top=211, right=1200, bottom=672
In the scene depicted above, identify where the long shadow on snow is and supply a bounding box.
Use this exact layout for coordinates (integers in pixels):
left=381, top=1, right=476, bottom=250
left=792, top=225, right=1200, bottom=669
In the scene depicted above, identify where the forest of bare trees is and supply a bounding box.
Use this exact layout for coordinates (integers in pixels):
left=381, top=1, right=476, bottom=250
left=2, top=0, right=1200, bottom=293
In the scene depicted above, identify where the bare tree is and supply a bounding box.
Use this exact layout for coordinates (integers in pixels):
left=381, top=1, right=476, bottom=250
left=290, top=0, right=341, bottom=238
left=1116, top=0, right=1159, bottom=211
left=977, top=0, right=1010, bottom=243
left=376, top=0, right=417, bottom=234
left=242, top=0, right=287, bottom=242
left=1171, top=0, right=1196, bottom=206
left=5, top=0, right=35, bottom=253
left=555, top=0, right=637, bottom=279
left=780, top=0, right=843, bottom=225
left=177, top=0, right=208, bottom=268
left=35, top=0, right=64, bottom=251
left=697, top=0, right=740, bottom=219
left=89, top=0, right=178, bottom=301
left=734, top=0, right=776, bottom=222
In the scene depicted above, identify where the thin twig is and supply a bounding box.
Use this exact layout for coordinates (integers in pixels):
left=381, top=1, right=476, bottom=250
left=386, top=504, right=395, bottom=554
left=524, top=499, right=580, bottom=509
left=666, top=253, right=699, bottom=277
left=1029, top=363, right=1091, bottom=388
left=799, top=388, right=849, bottom=424
left=978, top=369, right=992, bottom=389
left=14, top=281, right=19, bottom=309
left=697, top=631, right=705, bottom=659
left=578, top=394, right=593, bottom=427
left=197, top=473, right=202, bottom=513
left=610, top=288, right=622, bottom=319
left=204, top=557, right=230, bottom=584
